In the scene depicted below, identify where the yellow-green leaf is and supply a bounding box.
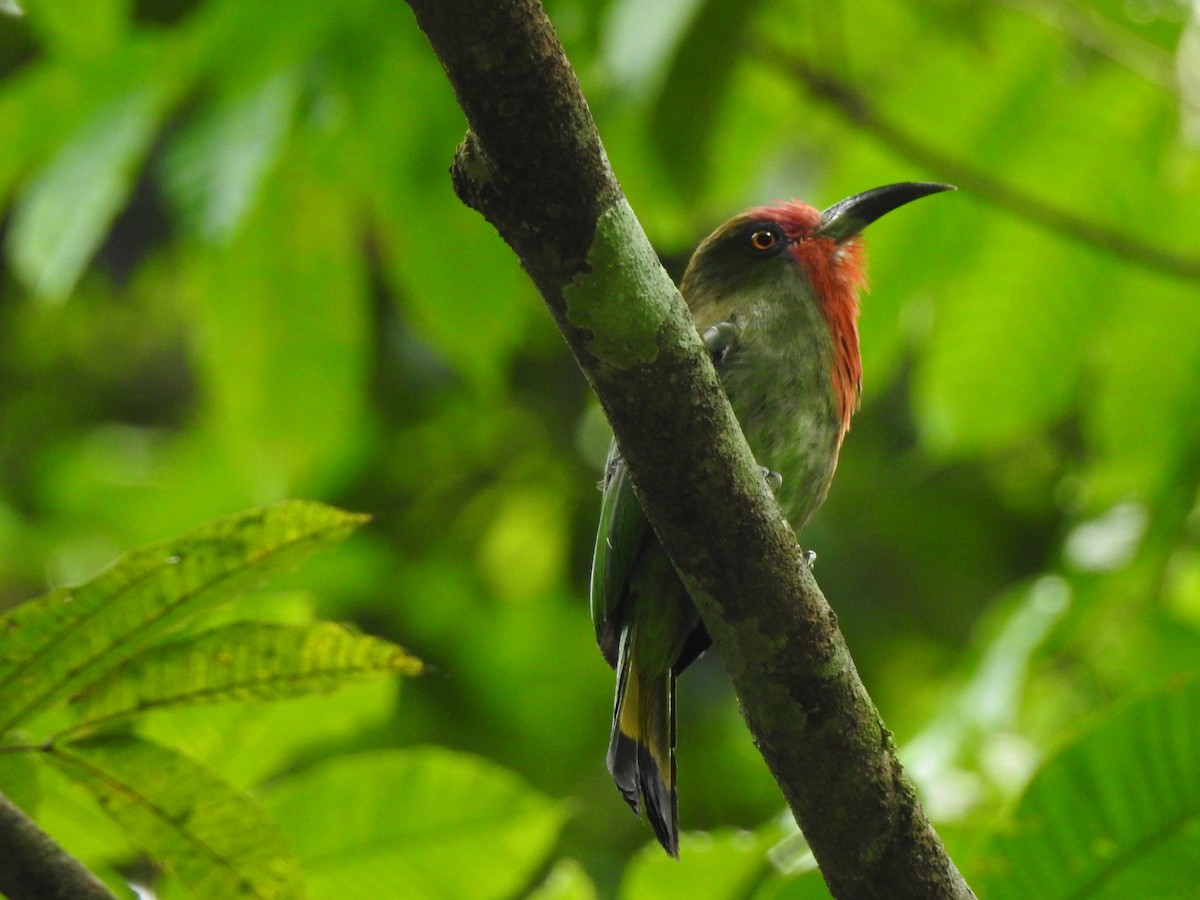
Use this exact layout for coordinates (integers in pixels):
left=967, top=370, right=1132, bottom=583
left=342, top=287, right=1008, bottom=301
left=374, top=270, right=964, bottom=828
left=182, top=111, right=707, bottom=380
left=267, top=748, right=565, bottom=900
left=0, top=502, right=368, bottom=735
left=46, top=734, right=302, bottom=900
left=69, top=620, right=420, bottom=731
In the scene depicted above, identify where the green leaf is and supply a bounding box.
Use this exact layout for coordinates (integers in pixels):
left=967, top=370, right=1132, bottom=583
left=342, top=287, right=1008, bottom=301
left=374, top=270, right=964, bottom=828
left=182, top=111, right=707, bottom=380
left=649, top=0, right=758, bottom=196
left=161, top=69, right=300, bottom=242
left=620, top=828, right=778, bottom=899
left=141, top=679, right=398, bottom=791
left=1084, top=276, right=1200, bottom=500
left=20, top=0, right=128, bottom=56
left=0, top=746, right=41, bottom=813
left=45, top=734, right=302, bottom=900
left=266, top=748, right=565, bottom=900
left=527, top=858, right=599, bottom=900
left=69, top=620, right=421, bottom=732
left=913, top=214, right=1112, bottom=456
left=185, top=151, right=371, bottom=493
left=6, top=82, right=167, bottom=301
left=11, top=753, right=137, bottom=892
left=977, top=675, right=1200, bottom=898
left=902, top=576, right=1070, bottom=817
left=0, top=502, right=369, bottom=736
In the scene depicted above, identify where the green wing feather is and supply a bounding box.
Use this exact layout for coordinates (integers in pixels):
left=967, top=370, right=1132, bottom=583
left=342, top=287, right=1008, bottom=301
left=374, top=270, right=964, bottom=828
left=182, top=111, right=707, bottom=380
left=591, top=324, right=736, bottom=670
left=590, top=441, right=649, bottom=669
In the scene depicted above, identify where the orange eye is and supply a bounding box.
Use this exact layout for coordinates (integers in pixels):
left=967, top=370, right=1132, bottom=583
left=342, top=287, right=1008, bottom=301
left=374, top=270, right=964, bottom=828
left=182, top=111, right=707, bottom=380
left=750, top=229, right=778, bottom=252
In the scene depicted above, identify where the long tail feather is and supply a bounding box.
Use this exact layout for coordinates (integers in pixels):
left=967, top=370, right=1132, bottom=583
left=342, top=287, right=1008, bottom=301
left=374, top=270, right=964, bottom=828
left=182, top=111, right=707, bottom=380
left=607, top=628, right=679, bottom=857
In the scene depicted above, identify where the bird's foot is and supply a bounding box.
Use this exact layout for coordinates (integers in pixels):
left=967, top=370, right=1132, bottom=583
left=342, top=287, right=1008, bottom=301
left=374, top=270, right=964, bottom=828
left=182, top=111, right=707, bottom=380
left=801, top=549, right=817, bottom=569
left=760, top=467, right=783, bottom=493
left=702, top=321, right=738, bottom=364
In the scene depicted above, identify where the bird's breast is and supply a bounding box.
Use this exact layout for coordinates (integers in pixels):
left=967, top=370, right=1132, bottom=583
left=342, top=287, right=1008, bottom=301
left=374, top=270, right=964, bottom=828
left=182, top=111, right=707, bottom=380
left=717, top=312, right=844, bottom=531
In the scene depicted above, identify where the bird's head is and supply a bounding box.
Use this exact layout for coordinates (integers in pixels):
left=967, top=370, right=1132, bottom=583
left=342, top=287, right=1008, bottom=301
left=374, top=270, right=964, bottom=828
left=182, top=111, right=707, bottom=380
left=680, top=182, right=953, bottom=435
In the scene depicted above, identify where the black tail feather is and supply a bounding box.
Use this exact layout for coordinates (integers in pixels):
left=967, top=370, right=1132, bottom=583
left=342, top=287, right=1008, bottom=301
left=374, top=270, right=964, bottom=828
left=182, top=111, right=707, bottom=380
left=607, top=630, right=679, bottom=858
left=637, top=725, right=678, bottom=858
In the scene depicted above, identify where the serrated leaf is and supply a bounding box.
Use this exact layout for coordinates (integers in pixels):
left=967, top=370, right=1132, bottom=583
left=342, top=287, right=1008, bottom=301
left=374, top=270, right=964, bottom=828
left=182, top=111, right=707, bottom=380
left=13, top=753, right=137, bottom=887
left=977, top=675, right=1200, bottom=898
left=45, top=734, right=301, bottom=900
left=266, top=748, right=565, bottom=900
left=0, top=502, right=369, bottom=736
left=140, top=679, right=398, bottom=791
left=69, top=620, right=420, bottom=731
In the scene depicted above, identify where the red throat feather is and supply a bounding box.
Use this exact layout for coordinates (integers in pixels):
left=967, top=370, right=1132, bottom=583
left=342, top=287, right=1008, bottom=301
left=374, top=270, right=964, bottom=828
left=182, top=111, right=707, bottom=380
left=796, top=236, right=865, bottom=442
left=752, top=201, right=866, bottom=442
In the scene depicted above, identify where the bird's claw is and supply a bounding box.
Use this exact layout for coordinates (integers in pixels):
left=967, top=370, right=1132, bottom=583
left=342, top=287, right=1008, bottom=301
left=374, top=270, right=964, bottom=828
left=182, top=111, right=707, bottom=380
left=702, top=321, right=738, bottom=364
left=760, top=467, right=783, bottom=492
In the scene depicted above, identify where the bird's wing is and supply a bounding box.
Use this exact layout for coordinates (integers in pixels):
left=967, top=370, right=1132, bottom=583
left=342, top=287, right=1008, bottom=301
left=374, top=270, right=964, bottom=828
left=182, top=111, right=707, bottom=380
left=591, top=323, right=737, bottom=669
left=590, top=441, right=649, bottom=669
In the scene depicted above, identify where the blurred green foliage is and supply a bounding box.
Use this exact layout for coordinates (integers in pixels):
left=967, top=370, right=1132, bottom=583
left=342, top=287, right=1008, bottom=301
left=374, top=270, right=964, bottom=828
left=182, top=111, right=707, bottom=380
left=0, top=0, right=1198, bottom=896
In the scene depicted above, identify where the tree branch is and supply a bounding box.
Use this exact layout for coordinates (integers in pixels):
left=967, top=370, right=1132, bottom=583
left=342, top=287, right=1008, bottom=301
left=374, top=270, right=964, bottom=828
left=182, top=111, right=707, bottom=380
left=404, top=1, right=974, bottom=897
left=757, top=43, right=1200, bottom=284
left=0, top=788, right=118, bottom=900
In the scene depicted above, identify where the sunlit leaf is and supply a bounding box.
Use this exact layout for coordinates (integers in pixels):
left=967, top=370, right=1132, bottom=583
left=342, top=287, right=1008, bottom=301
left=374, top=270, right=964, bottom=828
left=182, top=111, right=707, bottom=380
left=914, top=215, right=1111, bottom=457
left=266, top=748, right=565, bottom=900
left=185, top=151, right=371, bottom=494
left=0, top=502, right=369, bottom=735
left=9, top=753, right=137, bottom=892
left=20, top=0, right=127, bottom=56
left=755, top=870, right=834, bottom=900
left=977, top=675, right=1200, bottom=898
left=649, top=0, right=758, bottom=197
left=1085, top=277, right=1200, bottom=501
left=903, top=576, right=1070, bottom=819
left=46, top=734, right=301, bottom=899
left=161, top=68, right=300, bottom=242
left=621, top=828, right=777, bottom=899
left=140, top=678, right=398, bottom=791
left=7, top=82, right=167, bottom=301
left=0, top=746, right=40, bottom=813
left=69, top=620, right=420, bottom=731
left=527, top=858, right=599, bottom=900
left=600, top=0, right=701, bottom=93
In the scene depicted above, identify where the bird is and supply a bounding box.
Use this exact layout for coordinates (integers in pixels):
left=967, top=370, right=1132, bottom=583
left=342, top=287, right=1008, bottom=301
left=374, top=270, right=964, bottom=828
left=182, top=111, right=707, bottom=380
left=589, top=182, right=953, bottom=857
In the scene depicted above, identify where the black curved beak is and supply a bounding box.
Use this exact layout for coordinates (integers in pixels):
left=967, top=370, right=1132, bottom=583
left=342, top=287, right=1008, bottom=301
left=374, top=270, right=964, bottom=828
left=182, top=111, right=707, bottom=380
left=816, top=182, right=955, bottom=244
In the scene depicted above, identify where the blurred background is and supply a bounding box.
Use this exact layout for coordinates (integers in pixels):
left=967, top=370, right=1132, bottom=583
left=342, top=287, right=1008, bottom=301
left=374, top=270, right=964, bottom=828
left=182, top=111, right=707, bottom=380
left=0, top=0, right=1198, bottom=896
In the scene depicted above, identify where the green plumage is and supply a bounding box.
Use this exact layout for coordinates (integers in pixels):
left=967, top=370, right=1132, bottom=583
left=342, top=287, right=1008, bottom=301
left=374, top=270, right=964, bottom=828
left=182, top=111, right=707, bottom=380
left=591, top=184, right=952, bottom=857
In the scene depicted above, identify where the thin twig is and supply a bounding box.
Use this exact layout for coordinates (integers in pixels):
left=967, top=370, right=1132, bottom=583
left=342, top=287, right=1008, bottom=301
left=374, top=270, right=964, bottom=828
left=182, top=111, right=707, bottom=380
left=994, top=0, right=1176, bottom=90
left=759, top=44, right=1200, bottom=283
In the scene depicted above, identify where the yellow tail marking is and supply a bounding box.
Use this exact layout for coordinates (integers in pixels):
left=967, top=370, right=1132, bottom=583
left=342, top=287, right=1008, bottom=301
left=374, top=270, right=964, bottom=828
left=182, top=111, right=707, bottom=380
left=619, top=663, right=640, bottom=738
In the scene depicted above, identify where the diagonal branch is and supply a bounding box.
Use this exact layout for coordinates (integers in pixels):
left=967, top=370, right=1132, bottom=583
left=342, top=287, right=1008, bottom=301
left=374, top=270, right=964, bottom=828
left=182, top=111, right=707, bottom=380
left=758, top=44, right=1200, bottom=283
left=403, top=1, right=973, bottom=897
left=0, top=788, right=118, bottom=900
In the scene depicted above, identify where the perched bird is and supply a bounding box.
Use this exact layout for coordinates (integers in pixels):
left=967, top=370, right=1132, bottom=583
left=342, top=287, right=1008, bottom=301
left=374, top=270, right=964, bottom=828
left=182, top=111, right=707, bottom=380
left=590, top=182, right=953, bottom=857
